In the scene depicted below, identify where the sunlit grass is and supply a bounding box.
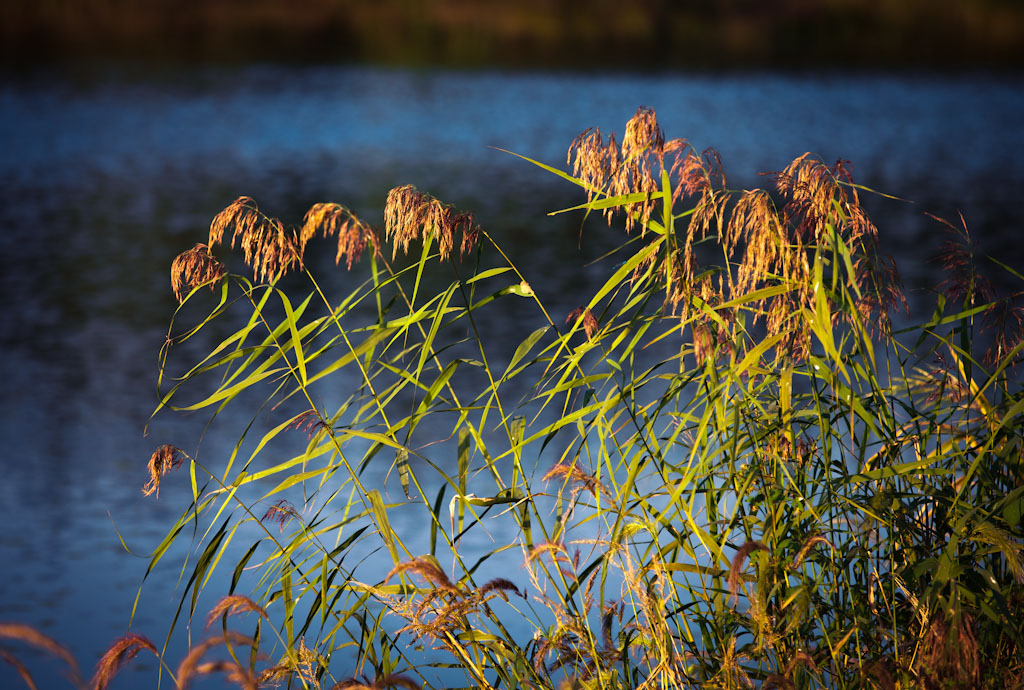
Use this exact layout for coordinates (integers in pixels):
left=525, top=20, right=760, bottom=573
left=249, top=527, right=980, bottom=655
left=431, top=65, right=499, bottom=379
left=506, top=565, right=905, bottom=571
left=5, top=107, right=1023, bottom=690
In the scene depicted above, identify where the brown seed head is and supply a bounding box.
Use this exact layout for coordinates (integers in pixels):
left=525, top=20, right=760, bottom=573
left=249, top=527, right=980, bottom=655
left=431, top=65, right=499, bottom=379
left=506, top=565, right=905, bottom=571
left=205, top=595, right=269, bottom=629
left=143, top=444, right=185, bottom=497
left=728, top=541, right=769, bottom=606
left=208, top=196, right=300, bottom=282
left=176, top=632, right=255, bottom=690
left=564, top=307, right=599, bottom=339
left=542, top=462, right=609, bottom=500
left=92, top=633, right=158, bottom=690
left=300, top=202, right=379, bottom=270
left=383, top=185, right=479, bottom=262
left=170, top=243, right=226, bottom=303
left=385, top=557, right=458, bottom=594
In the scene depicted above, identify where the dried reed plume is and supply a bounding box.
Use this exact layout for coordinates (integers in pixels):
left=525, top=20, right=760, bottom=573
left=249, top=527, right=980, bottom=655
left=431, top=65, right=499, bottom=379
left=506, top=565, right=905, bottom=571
left=382, top=558, right=522, bottom=648
left=542, top=462, right=610, bottom=500
left=208, top=196, right=300, bottom=282
left=728, top=541, right=769, bottom=606
left=0, top=623, right=80, bottom=688
left=170, top=243, right=226, bottom=302
left=790, top=534, right=832, bottom=569
left=205, top=595, right=269, bottom=629
left=143, top=444, right=184, bottom=497
left=261, top=499, right=298, bottom=533
left=383, top=185, right=480, bottom=262
left=385, top=557, right=458, bottom=595
left=92, top=633, right=158, bottom=690
left=176, top=631, right=257, bottom=690
left=300, top=202, right=379, bottom=269
left=565, top=307, right=599, bottom=339
left=287, top=409, right=329, bottom=439
left=568, top=106, right=673, bottom=234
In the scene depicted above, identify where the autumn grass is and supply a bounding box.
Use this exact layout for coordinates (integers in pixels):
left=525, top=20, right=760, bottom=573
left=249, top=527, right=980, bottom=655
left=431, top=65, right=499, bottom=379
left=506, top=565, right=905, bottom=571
left=5, top=107, right=1024, bottom=690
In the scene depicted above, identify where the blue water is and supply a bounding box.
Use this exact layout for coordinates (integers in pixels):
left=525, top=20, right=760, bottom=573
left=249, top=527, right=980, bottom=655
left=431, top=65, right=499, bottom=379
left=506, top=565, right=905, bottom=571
left=1, top=63, right=1022, bottom=689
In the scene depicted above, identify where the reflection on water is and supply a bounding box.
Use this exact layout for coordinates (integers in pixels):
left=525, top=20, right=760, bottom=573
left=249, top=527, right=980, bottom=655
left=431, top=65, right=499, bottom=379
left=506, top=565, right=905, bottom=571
left=0, top=63, right=1021, bottom=688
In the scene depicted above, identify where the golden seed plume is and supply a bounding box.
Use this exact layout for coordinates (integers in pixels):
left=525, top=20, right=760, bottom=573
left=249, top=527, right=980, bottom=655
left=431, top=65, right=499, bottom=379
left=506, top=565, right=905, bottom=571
left=542, top=462, right=609, bottom=500
left=791, top=534, right=832, bottom=569
left=568, top=106, right=670, bottom=234
left=385, top=557, right=458, bottom=594
left=205, top=595, right=269, bottom=629
left=92, top=633, right=158, bottom=690
left=143, top=444, right=184, bottom=497
left=728, top=541, right=769, bottom=606
left=383, top=185, right=480, bottom=262
left=300, top=202, right=379, bottom=269
left=176, top=632, right=255, bottom=690
left=170, top=243, right=226, bottom=303
left=208, top=196, right=300, bottom=283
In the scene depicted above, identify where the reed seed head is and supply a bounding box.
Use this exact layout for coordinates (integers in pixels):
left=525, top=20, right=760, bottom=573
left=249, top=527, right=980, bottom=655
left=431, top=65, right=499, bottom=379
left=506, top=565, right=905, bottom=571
left=208, top=196, right=300, bottom=283
left=565, top=307, right=599, bottom=339
left=385, top=557, right=458, bottom=594
left=170, top=243, right=226, bottom=303
left=92, top=633, right=158, bottom=690
left=542, top=462, right=609, bottom=500
left=205, top=595, right=269, bottom=629
left=301, top=202, right=379, bottom=270
left=728, top=541, right=769, bottom=606
left=176, top=631, right=256, bottom=690
left=143, top=444, right=185, bottom=497
left=383, top=185, right=479, bottom=262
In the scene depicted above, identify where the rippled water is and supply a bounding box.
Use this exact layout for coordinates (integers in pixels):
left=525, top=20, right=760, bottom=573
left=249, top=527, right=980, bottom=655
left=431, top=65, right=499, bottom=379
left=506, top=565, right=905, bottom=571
left=1, top=63, right=1021, bottom=688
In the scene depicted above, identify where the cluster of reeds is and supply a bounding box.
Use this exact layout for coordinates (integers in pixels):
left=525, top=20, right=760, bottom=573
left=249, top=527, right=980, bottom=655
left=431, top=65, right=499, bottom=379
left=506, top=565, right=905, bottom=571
left=10, top=107, right=1021, bottom=690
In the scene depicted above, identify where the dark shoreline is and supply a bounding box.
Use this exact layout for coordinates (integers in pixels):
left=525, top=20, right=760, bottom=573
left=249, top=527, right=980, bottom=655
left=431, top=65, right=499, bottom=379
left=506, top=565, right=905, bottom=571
left=3, top=0, right=1023, bottom=71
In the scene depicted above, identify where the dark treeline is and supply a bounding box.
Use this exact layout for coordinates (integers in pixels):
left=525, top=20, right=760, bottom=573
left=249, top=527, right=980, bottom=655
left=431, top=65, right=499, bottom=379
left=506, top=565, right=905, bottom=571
left=3, top=0, right=1023, bottom=70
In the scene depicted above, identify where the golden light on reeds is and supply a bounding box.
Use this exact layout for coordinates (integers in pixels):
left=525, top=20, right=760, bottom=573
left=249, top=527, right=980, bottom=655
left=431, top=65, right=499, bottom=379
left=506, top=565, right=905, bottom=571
left=170, top=243, right=226, bottom=303
left=728, top=541, right=768, bottom=606
left=205, top=595, right=269, bottom=629
left=383, top=185, right=480, bottom=261
left=176, top=631, right=257, bottom=690
left=143, top=444, right=184, bottom=497
left=92, top=633, right=158, bottom=690
left=300, top=202, right=379, bottom=269
left=208, top=196, right=301, bottom=283
left=542, top=462, right=609, bottom=500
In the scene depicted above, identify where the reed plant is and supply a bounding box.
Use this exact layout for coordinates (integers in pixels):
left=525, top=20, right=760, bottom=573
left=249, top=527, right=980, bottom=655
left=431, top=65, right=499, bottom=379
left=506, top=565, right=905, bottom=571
left=5, top=107, right=1023, bottom=689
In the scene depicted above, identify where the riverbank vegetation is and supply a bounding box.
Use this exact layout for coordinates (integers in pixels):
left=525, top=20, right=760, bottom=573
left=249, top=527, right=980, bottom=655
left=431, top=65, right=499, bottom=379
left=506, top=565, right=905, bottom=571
left=4, top=107, right=1024, bottom=689
left=3, top=0, right=1024, bottom=69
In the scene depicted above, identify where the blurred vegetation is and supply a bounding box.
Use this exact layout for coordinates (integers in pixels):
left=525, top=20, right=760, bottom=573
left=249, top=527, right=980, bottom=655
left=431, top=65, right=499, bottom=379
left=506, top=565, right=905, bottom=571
left=2, top=0, right=1023, bottom=69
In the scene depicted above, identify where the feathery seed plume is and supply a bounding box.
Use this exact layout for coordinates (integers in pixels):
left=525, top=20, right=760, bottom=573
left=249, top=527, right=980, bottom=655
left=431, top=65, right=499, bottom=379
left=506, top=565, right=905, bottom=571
left=300, top=202, right=379, bottom=269
left=170, top=243, right=226, bottom=302
left=728, top=541, right=769, bottom=606
left=383, top=185, right=479, bottom=261
left=143, top=444, right=185, bottom=497
left=92, top=633, right=158, bottom=690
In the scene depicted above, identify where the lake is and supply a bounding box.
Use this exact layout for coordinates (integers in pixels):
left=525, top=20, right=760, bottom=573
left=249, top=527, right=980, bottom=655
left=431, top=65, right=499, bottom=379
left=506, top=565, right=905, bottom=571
left=1, top=63, right=1022, bottom=689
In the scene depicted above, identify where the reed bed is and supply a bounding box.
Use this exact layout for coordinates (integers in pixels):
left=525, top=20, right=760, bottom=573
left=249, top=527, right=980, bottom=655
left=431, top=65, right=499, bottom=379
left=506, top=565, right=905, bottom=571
left=4, top=107, right=1022, bottom=689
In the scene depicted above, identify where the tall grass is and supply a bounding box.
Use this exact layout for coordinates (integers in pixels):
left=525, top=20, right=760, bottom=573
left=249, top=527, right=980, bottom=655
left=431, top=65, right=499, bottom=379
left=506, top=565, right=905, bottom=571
left=5, top=107, right=1022, bottom=689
